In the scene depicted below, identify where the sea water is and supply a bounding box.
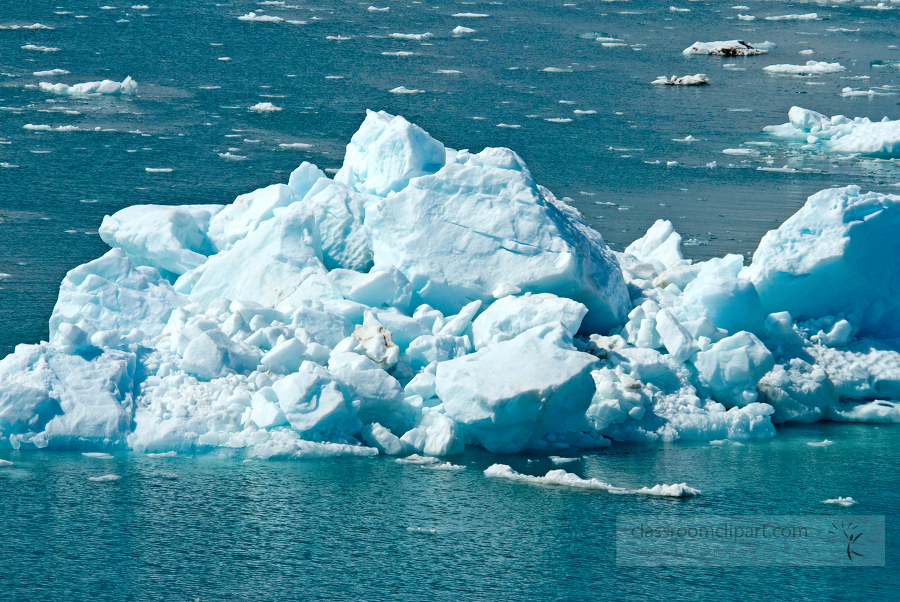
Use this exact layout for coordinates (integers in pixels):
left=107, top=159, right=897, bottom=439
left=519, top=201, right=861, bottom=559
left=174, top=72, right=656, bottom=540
left=0, top=1, right=898, bottom=598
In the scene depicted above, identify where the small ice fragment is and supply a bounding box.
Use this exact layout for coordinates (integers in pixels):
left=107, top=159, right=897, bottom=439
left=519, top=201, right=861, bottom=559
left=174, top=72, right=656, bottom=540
left=452, top=26, right=476, bottom=34
left=407, top=527, right=437, bottom=534
left=670, top=7, right=690, bottom=13
left=145, top=167, right=173, bottom=172
left=452, top=13, right=489, bottom=17
left=722, top=148, right=759, bottom=155
left=388, top=86, right=425, bottom=93
left=823, top=497, right=856, bottom=506
left=237, top=12, right=283, bottom=22
left=652, top=74, right=709, bottom=86
left=549, top=456, right=579, bottom=464
left=666, top=161, right=678, bottom=166
left=574, top=110, right=596, bottom=115
left=545, top=117, right=573, bottom=123
left=146, top=451, right=178, bottom=458
left=800, top=49, right=815, bottom=55
left=22, top=45, right=60, bottom=52
left=673, top=135, right=695, bottom=142
left=23, top=124, right=52, bottom=131
left=279, top=142, right=312, bottom=149
left=218, top=57, right=231, bottom=61
left=636, top=483, right=702, bottom=497
left=542, top=67, right=573, bottom=73
left=434, top=70, right=461, bottom=74
left=807, top=439, right=834, bottom=447
left=249, top=102, right=282, bottom=112
left=368, top=6, right=389, bottom=12
left=496, top=123, right=520, bottom=128
left=89, top=474, right=121, bottom=481
left=396, top=454, right=439, bottom=465
left=0, top=459, right=13, bottom=466
left=82, top=452, right=114, bottom=459
left=219, top=152, right=248, bottom=160
left=764, top=13, right=817, bottom=21
left=430, top=462, right=465, bottom=470
left=33, top=69, right=69, bottom=77
left=738, top=14, right=755, bottom=21
left=390, top=32, right=433, bottom=40
left=763, top=61, right=844, bottom=74
left=382, top=51, right=416, bottom=57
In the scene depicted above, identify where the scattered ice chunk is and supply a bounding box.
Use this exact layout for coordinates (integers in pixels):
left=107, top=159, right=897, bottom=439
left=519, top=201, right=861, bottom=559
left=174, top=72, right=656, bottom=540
left=636, top=483, right=702, bottom=497
left=249, top=102, right=281, bottom=112
left=496, top=123, right=520, bottom=128
left=146, top=451, right=177, bottom=458
left=763, top=61, right=844, bottom=74
left=574, top=110, right=596, bottom=115
left=472, top=294, right=587, bottom=349
left=543, top=67, right=572, bottom=73
left=279, top=142, right=312, bottom=149
left=390, top=32, right=433, bottom=40
left=807, top=439, right=834, bottom=447
left=652, top=74, right=708, bottom=86
left=545, top=117, right=573, bottom=123
left=33, top=69, right=69, bottom=77
left=722, top=148, right=759, bottom=156
left=764, top=13, right=817, bottom=21
left=40, top=76, right=137, bottom=96
left=452, top=26, right=476, bottom=34
left=89, top=474, right=121, bottom=481
left=22, top=45, right=59, bottom=52
left=0, top=460, right=12, bottom=466
left=406, top=527, right=437, bottom=534
left=388, top=86, right=425, bottom=94
left=670, top=7, right=690, bottom=12
left=382, top=51, right=415, bottom=57
left=452, top=13, right=489, bottom=18
left=218, top=152, right=248, bottom=160
left=549, top=456, right=579, bottom=464
left=395, top=454, right=440, bottom=465
left=823, top=497, right=856, bottom=506
left=238, top=12, right=284, bottom=22
left=737, top=14, right=755, bottom=21
left=82, top=452, right=114, bottom=459
left=485, top=464, right=626, bottom=491
left=23, top=124, right=51, bottom=131
left=683, top=41, right=765, bottom=56
left=145, top=168, right=173, bottom=173
left=368, top=6, right=389, bottom=12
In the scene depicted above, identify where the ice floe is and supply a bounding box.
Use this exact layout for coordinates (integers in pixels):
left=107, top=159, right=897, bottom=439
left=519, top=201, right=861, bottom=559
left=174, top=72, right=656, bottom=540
left=763, top=61, right=845, bottom=75
left=652, top=74, right=709, bottom=86
left=764, top=13, right=817, bottom=21
left=390, top=32, right=433, bottom=40
left=21, top=45, right=59, bottom=52
left=388, top=86, right=424, bottom=94
left=33, top=69, right=70, bottom=77
left=39, top=76, right=137, bottom=96
left=452, top=26, right=475, bottom=34
left=249, top=102, right=281, bottom=112
left=238, top=12, right=283, bottom=22
left=763, top=106, right=899, bottom=155
left=2, top=110, right=900, bottom=460
left=485, top=465, right=700, bottom=497
left=683, top=41, right=766, bottom=56
left=89, top=474, right=121, bottom=481
left=823, top=497, right=856, bottom=506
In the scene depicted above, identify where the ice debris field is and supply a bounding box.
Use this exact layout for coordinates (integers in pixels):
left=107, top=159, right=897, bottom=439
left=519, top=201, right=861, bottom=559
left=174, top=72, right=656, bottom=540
left=2, top=110, right=900, bottom=465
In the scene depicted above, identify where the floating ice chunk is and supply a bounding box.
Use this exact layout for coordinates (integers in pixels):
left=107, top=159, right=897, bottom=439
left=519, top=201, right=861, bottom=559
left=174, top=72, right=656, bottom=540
left=406, top=526, right=437, bottom=534
left=542, top=67, right=572, bottom=73
left=22, top=45, right=59, bottom=52
left=39, top=76, right=137, bottom=95
left=743, top=186, right=900, bottom=336
left=763, top=107, right=900, bottom=155
left=763, top=61, right=844, bottom=74
left=545, top=118, right=573, bottom=123
left=238, top=12, right=283, bottom=22
left=452, top=26, right=475, bottom=34
left=280, top=142, right=313, bottom=150
left=738, top=14, right=755, bottom=21
left=335, top=110, right=445, bottom=197
left=363, top=137, right=629, bottom=334
left=396, top=454, right=439, bottom=464
left=390, top=32, right=433, bottom=40
left=823, top=497, right=856, bottom=506
left=471, top=293, right=587, bottom=349
left=496, top=123, right=520, bottom=128
left=146, top=451, right=177, bottom=458
left=452, top=13, right=489, bottom=18
left=33, top=69, right=69, bottom=77
left=764, top=13, right=817, bottom=21
left=400, top=412, right=464, bottom=456
left=637, top=483, right=701, bottom=497
left=23, top=124, right=51, bottom=131
left=484, top=464, right=628, bottom=492
left=219, top=152, right=248, bottom=161
left=100, top=204, right=223, bottom=277
left=89, top=474, right=121, bottom=481
left=82, top=452, right=114, bottom=459
left=549, top=456, right=579, bottom=464
left=574, top=110, right=596, bottom=115
left=1, top=23, right=53, bottom=30
left=437, top=324, right=597, bottom=453
left=652, top=74, right=708, bottom=86
left=693, top=332, right=774, bottom=407
left=382, top=51, right=415, bottom=57
left=430, top=462, right=464, bottom=470
left=368, top=6, right=389, bottom=12
left=249, top=102, right=281, bottom=112
left=145, top=168, right=173, bottom=173
left=670, top=6, right=690, bottom=12
left=361, top=422, right=406, bottom=454
left=50, top=249, right=184, bottom=343
left=722, top=148, right=759, bottom=156
left=682, top=41, right=765, bottom=56
left=807, top=439, right=834, bottom=447
left=862, top=3, right=895, bottom=9
left=388, top=86, right=424, bottom=94
left=0, top=460, right=12, bottom=466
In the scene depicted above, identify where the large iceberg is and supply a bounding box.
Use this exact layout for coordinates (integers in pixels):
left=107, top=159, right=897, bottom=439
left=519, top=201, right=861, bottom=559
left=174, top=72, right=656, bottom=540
left=1, top=112, right=898, bottom=458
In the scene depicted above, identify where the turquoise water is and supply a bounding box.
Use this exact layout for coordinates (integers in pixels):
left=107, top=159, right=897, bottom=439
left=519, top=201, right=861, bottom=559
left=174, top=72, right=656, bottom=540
left=1, top=2, right=899, bottom=598
left=1, top=423, right=897, bottom=600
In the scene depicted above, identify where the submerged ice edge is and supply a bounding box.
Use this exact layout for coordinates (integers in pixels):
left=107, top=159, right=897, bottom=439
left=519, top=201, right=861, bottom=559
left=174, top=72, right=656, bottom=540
left=1, top=109, right=899, bottom=461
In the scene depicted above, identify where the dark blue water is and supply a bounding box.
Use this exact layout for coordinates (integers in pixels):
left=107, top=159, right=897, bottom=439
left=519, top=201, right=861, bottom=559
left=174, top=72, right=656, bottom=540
left=1, top=2, right=899, bottom=598
left=1, top=422, right=897, bottom=601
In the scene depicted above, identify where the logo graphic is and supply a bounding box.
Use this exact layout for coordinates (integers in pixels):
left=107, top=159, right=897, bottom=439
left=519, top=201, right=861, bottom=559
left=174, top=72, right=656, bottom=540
left=829, top=521, right=865, bottom=561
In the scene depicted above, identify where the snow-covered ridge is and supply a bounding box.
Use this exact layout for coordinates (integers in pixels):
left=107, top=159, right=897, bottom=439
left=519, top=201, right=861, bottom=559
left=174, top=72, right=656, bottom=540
left=1, top=110, right=899, bottom=460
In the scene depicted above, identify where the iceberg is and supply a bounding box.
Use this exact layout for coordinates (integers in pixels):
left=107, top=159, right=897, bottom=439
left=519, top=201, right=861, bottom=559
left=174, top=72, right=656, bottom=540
left=763, top=107, right=900, bottom=156
left=2, top=110, right=899, bottom=460
left=39, top=76, right=137, bottom=95
left=651, top=74, right=709, bottom=86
